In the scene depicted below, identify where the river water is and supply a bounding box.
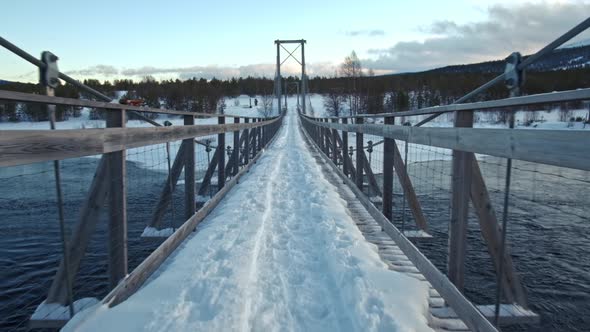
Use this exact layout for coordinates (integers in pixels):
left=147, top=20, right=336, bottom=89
left=1, top=155, right=589, bottom=331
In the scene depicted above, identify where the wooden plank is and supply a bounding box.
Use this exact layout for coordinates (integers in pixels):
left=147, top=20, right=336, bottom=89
left=197, top=146, right=220, bottom=197
left=342, top=118, right=349, bottom=176
left=300, top=116, right=590, bottom=171
left=331, top=118, right=338, bottom=165
left=333, top=132, right=356, bottom=182
left=29, top=297, right=99, bottom=329
left=355, top=117, right=364, bottom=189
left=218, top=117, right=226, bottom=191
left=257, top=118, right=262, bottom=153
left=184, top=116, right=196, bottom=219
left=392, top=142, right=429, bottom=231
left=382, top=116, right=394, bottom=221
left=232, top=117, right=240, bottom=176
left=225, top=131, right=247, bottom=175
left=148, top=142, right=187, bottom=228
left=324, top=128, right=335, bottom=159
left=324, top=119, right=331, bottom=156
left=360, top=149, right=382, bottom=197
left=448, top=111, right=473, bottom=292
left=106, top=110, right=127, bottom=289
left=299, top=121, right=497, bottom=332
left=46, top=157, right=109, bottom=304
left=296, top=88, right=590, bottom=120
left=322, top=120, right=326, bottom=153
left=251, top=119, right=258, bottom=157
left=470, top=154, right=528, bottom=307
left=101, top=113, right=284, bottom=308
left=431, top=304, right=539, bottom=326
left=248, top=128, right=257, bottom=160
left=0, top=118, right=281, bottom=167
left=404, top=230, right=433, bottom=239
left=244, top=118, right=250, bottom=165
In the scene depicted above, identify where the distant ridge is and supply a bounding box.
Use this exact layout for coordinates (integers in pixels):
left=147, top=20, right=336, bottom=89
left=558, top=38, right=590, bottom=49
left=421, top=44, right=590, bottom=75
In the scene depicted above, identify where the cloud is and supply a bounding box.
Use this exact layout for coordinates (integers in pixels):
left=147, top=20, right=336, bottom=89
left=65, top=65, right=119, bottom=76
left=364, top=2, right=590, bottom=73
left=345, top=29, right=385, bottom=37
left=117, top=62, right=338, bottom=80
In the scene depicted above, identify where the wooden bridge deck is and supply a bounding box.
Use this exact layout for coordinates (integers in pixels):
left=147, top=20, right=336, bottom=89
left=302, top=121, right=539, bottom=331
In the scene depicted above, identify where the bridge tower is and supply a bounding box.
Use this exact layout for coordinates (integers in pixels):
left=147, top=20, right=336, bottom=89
left=274, top=39, right=307, bottom=114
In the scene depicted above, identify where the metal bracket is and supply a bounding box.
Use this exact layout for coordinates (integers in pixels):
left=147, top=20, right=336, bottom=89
left=504, top=52, right=524, bottom=91
left=40, top=51, right=60, bottom=88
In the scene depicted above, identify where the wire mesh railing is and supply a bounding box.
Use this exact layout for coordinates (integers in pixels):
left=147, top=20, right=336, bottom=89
left=301, top=93, right=590, bottom=330
left=0, top=86, right=283, bottom=331
left=298, top=19, right=590, bottom=328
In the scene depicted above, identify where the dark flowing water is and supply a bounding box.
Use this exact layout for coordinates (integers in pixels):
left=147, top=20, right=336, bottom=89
left=0, top=158, right=184, bottom=331
left=0, top=157, right=589, bottom=331
left=388, top=158, right=590, bottom=331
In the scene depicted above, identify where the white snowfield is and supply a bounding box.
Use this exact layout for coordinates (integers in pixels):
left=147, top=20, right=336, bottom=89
left=64, top=110, right=432, bottom=332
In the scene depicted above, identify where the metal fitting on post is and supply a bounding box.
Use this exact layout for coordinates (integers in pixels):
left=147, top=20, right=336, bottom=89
left=40, top=51, right=60, bottom=88
left=367, top=140, right=373, bottom=154
left=504, top=52, right=524, bottom=96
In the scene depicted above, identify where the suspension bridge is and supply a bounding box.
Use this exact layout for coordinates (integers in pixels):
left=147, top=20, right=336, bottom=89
left=1, top=17, right=590, bottom=332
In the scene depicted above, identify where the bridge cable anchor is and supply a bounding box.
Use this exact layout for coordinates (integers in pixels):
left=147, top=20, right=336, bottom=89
left=40, top=51, right=60, bottom=88
left=504, top=52, right=525, bottom=97
left=495, top=51, right=524, bottom=326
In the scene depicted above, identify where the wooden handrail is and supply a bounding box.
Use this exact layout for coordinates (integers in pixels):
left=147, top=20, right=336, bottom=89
left=299, top=87, right=590, bottom=120
left=0, top=89, right=269, bottom=119
left=0, top=117, right=281, bottom=167
left=300, top=116, right=590, bottom=171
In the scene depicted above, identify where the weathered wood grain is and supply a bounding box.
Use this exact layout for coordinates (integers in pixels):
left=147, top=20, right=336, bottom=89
left=46, top=157, right=109, bottom=304
left=148, top=142, right=187, bottom=228
left=448, top=111, right=473, bottom=291
left=0, top=118, right=280, bottom=167
left=382, top=116, right=395, bottom=221
left=470, top=154, right=528, bottom=307
left=184, top=116, right=196, bottom=220
left=106, top=110, right=127, bottom=290
left=299, top=119, right=497, bottom=332
left=391, top=142, right=429, bottom=231
left=101, top=115, right=284, bottom=308
left=301, top=115, right=590, bottom=171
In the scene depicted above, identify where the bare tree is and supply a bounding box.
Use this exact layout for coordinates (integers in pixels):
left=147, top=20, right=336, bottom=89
left=259, top=94, right=274, bottom=118
left=217, top=97, right=227, bottom=114
left=323, top=89, right=345, bottom=117
left=340, top=51, right=363, bottom=116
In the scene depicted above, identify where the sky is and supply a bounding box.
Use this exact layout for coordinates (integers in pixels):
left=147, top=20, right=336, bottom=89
left=2, top=0, right=590, bottom=83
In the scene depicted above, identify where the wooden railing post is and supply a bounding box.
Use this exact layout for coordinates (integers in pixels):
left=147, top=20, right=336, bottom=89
left=342, top=118, right=349, bottom=176
left=258, top=117, right=263, bottom=152
left=251, top=118, right=257, bottom=158
left=355, top=117, right=364, bottom=190
left=318, top=119, right=324, bottom=152
left=448, top=110, right=474, bottom=292
left=331, top=118, right=338, bottom=165
left=382, top=116, right=395, bottom=221
left=106, top=109, right=127, bottom=290
left=184, top=115, right=195, bottom=219
left=244, top=118, right=250, bottom=165
left=263, top=119, right=268, bottom=145
left=324, top=119, right=330, bottom=156
left=314, top=120, right=318, bottom=145
left=218, top=116, right=226, bottom=190
left=233, top=117, right=240, bottom=176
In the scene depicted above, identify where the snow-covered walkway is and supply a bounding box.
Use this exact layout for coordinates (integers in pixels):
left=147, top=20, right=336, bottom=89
left=64, top=110, right=432, bottom=332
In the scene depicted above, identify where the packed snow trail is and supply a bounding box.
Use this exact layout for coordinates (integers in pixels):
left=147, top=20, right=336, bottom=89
left=64, top=110, right=432, bottom=332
